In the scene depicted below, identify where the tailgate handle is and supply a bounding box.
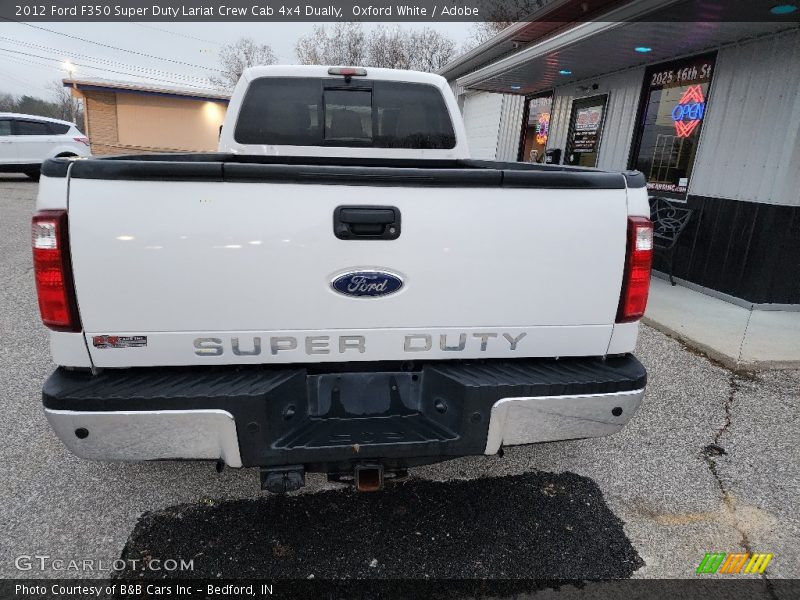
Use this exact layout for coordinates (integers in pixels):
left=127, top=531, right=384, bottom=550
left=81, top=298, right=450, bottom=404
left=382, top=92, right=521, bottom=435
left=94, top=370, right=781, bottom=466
left=334, top=206, right=401, bottom=240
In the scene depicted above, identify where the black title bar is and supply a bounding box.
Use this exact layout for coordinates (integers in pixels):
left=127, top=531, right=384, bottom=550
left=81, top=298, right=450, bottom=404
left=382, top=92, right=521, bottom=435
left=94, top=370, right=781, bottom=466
left=2, top=0, right=799, bottom=22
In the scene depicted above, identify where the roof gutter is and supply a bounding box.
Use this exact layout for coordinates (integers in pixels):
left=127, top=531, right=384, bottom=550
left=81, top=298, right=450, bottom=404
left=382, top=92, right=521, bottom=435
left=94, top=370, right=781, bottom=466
left=436, top=22, right=537, bottom=79
left=436, top=0, right=578, bottom=79
left=62, top=78, right=230, bottom=102
left=456, top=0, right=684, bottom=89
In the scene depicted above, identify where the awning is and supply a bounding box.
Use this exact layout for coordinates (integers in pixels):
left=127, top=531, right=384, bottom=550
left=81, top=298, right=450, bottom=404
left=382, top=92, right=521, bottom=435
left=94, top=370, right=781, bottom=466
left=455, top=0, right=799, bottom=95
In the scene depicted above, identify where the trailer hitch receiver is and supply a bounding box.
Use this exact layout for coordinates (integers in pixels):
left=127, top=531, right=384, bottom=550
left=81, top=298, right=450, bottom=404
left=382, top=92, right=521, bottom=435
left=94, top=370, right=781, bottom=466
left=354, top=464, right=384, bottom=492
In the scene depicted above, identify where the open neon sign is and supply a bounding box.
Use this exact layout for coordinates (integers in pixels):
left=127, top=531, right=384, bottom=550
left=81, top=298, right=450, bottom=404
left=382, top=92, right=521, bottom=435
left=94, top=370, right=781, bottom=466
left=671, top=85, right=705, bottom=138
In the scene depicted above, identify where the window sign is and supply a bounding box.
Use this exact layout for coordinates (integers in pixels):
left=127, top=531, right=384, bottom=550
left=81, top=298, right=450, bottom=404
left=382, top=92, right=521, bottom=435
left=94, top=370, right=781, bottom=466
left=671, top=85, right=705, bottom=138
left=536, top=112, right=550, bottom=146
left=564, top=95, right=608, bottom=167
left=518, top=93, right=553, bottom=163
left=630, top=53, right=716, bottom=197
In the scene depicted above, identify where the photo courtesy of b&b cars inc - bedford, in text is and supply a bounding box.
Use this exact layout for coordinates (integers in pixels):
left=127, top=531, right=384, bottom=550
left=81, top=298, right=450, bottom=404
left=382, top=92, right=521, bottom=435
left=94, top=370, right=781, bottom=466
left=0, top=0, right=798, bottom=598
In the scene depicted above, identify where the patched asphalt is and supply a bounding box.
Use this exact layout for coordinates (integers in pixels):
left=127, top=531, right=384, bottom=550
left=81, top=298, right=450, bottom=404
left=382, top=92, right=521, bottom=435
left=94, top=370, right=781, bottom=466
left=116, top=471, right=642, bottom=579
left=1, top=175, right=798, bottom=583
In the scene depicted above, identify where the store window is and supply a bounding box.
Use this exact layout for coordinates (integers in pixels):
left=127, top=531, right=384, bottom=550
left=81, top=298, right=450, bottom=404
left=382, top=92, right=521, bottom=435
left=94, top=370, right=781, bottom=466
left=518, top=93, right=552, bottom=163
left=629, top=53, right=716, bottom=198
left=564, top=94, right=608, bottom=167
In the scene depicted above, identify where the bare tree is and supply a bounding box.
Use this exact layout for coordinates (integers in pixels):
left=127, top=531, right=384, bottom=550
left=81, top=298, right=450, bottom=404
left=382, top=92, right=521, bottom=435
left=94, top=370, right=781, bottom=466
left=296, top=24, right=455, bottom=72
left=366, top=26, right=409, bottom=69
left=405, top=28, right=456, bottom=72
left=367, top=26, right=455, bottom=72
left=0, top=86, right=84, bottom=125
left=0, top=92, right=14, bottom=112
left=465, top=22, right=515, bottom=49
left=49, top=81, right=83, bottom=124
left=464, top=0, right=557, bottom=50
left=295, top=23, right=367, bottom=67
left=209, top=37, right=276, bottom=90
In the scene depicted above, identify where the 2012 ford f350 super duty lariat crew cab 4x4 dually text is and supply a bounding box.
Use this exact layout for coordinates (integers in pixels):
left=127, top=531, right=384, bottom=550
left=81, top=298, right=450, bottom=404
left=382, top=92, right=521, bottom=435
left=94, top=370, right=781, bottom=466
left=33, top=66, right=652, bottom=492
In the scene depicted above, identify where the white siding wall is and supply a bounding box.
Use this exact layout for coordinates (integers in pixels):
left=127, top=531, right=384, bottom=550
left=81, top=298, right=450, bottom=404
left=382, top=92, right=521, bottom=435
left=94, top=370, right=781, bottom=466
left=690, top=29, right=800, bottom=206
left=449, top=80, right=465, bottom=114
left=462, top=91, right=504, bottom=159
left=496, top=94, right=526, bottom=161
left=548, top=67, right=645, bottom=171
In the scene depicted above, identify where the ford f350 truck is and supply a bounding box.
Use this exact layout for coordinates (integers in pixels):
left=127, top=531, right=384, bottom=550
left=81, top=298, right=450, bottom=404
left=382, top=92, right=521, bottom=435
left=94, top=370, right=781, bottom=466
left=33, top=66, right=652, bottom=492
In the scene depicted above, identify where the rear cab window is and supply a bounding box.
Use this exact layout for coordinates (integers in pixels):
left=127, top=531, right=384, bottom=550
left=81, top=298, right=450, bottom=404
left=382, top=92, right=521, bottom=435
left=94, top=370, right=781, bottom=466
left=235, top=77, right=456, bottom=149
left=0, top=120, right=10, bottom=136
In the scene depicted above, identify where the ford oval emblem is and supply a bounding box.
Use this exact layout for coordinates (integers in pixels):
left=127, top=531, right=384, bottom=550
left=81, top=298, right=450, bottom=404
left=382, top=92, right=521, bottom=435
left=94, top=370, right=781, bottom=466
left=331, top=271, right=403, bottom=298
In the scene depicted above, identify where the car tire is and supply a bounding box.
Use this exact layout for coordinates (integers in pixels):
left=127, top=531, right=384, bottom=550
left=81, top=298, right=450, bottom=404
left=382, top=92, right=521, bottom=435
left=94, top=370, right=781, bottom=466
left=25, top=170, right=41, bottom=182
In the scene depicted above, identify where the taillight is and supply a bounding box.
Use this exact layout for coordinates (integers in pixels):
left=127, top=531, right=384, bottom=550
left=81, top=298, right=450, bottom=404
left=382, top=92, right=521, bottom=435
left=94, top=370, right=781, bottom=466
left=616, top=216, right=653, bottom=323
left=74, top=136, right=90, bottom=147
left=32, top=210, right=81, bottom=331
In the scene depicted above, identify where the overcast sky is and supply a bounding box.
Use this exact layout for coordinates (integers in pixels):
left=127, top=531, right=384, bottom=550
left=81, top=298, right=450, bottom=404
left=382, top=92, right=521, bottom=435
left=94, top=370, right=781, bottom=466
left=0, top=21, right=474, bottom=98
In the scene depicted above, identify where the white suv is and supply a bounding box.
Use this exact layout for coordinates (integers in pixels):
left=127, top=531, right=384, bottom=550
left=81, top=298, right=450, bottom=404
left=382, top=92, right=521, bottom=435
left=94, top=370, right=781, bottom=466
left=0, top=113, right=91, bottom=180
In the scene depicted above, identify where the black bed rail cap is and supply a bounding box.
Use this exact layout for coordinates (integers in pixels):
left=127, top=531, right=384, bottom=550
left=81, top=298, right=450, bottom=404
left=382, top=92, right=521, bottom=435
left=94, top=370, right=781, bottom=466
left=41, top=157, right=73, bottom=178
left=623, top=170, right=647, bottom=188
left=70, top=159, right=223, bottom=181
left=502, top=169, right=624, bottom=189
left=223, top=163, right=503, bottom=187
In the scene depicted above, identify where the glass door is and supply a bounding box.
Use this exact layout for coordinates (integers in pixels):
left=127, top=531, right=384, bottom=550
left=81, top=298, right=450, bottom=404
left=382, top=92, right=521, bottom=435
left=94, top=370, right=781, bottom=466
left=517, top=93, right=553, bottom=163
left=564, top=94, right=608, bottom=167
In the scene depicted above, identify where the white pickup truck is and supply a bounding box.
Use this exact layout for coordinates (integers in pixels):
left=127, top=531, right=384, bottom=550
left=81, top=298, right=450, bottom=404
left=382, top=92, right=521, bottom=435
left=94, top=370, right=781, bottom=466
left=33, top=66, right=652, bottom=492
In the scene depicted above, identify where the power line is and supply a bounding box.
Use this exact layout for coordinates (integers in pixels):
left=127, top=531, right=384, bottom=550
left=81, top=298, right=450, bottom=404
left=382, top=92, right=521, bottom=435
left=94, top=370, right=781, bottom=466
left=1, top=52, right=221, bottom=100
left=0, top=17, right=216, bottom=71
left=1, top=52, right=62, bottom=72
left=0, top=47, right=214, bottom=89
left=0, top=46, right=212, bottom=88
left=0, top=66, right=52, bottom=93
left=3, top=54, right=197, bottom=91
left=0, top=35, right=213, bottom=84
left=130, top=23, right=223, bottom=46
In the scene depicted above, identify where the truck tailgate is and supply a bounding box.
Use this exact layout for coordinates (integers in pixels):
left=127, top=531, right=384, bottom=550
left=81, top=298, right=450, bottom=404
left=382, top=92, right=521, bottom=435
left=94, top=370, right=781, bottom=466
left=67, top=176, right=628, bottom=367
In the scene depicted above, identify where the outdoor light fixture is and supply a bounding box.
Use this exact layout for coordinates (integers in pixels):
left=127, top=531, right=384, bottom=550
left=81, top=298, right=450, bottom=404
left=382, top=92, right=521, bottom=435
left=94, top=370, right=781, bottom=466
left=511, top=84, right=522, bottom=90
left=770, top=4, right=797, bottom=14
left=559, top=69, right=572, bottom=75
left=635, top=46, right=652, bottom=53
left=62, top=61, right=75, bottom=76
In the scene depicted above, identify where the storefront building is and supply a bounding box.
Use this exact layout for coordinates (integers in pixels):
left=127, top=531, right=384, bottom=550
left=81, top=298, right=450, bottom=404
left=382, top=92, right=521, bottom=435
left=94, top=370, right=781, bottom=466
left=441, top=2, right=800, bottom=307
left=65, top=78, right=229, bottom=155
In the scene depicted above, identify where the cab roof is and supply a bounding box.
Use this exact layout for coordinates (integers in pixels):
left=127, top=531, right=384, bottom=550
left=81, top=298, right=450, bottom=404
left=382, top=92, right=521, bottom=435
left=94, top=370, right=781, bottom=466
left=241, top=65, right=449, bottom=89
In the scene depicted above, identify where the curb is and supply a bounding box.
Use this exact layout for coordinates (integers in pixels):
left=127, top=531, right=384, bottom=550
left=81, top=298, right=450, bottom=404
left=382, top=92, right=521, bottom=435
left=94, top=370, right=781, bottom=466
left=641, top=317, right=800, bottom=372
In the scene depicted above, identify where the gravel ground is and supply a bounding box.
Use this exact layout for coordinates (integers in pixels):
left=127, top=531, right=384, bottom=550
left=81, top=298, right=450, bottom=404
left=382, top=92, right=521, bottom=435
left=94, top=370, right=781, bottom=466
left=118, top=472, right=642, bottom=580
left=1, top=175, right=798, bottom=585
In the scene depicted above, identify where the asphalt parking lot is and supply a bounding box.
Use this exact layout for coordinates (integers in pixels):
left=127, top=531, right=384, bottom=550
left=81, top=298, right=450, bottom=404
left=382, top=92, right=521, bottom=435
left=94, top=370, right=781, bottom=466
left=1, top=174, right=798, bottom=586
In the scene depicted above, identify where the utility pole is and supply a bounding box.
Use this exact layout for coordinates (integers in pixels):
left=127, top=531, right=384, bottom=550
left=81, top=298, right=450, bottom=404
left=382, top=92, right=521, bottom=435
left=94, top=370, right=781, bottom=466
left=62, top=61, right=76, bottom=122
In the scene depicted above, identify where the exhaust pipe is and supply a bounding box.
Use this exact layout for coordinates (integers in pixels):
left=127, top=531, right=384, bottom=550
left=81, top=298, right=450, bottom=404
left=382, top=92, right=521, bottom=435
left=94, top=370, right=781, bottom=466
left=354, top=464, right=384, bottom=492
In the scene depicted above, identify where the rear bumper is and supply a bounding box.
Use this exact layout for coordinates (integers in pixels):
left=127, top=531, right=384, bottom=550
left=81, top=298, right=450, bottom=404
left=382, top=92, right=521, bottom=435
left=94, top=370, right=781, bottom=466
left=42, top=356, right=646, bottom=469
left=44, top=408, right=243, bottom=467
